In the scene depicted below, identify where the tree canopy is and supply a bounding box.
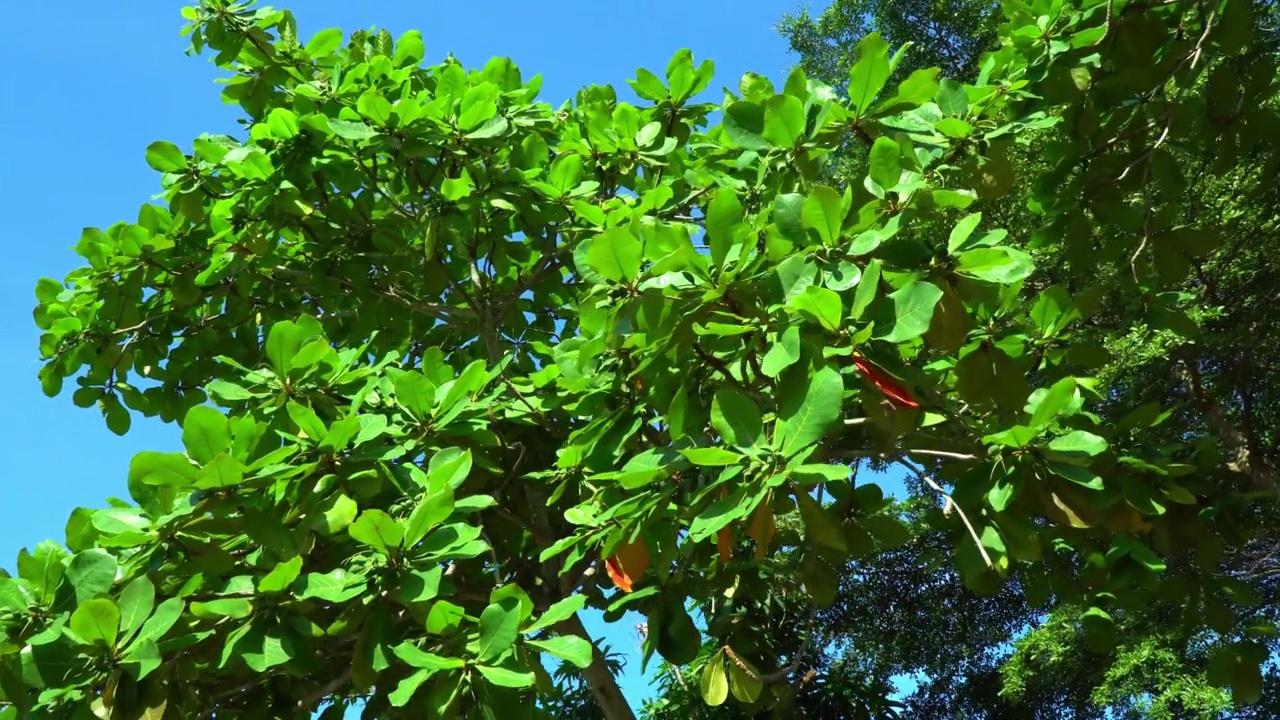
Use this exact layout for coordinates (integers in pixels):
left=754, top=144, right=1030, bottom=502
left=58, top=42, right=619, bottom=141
left=6, top=0, right=1280, bottom=718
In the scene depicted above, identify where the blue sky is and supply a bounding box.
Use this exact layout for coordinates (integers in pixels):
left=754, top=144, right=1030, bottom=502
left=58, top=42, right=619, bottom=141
left=0, top=0, right=830, bottom=710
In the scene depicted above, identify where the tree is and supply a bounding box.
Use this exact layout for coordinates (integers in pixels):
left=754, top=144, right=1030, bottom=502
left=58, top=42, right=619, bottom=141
left=6, top=1, right=1277, bottom=719
left=779, top=0, right=1000, bottom=82
left=767, top=0, right=1280, bottom=715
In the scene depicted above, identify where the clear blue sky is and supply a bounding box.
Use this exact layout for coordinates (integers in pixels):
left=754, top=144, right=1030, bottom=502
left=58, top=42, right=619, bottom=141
left=0, top=0, right=826, bottom=710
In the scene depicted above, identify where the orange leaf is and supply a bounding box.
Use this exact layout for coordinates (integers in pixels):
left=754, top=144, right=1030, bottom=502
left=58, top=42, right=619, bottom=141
left=747, top=502, right=776, bottom=561
left=605, top=557, right=633, bottom=593
left=851, top=354, right=919, bottom=409
left=717, top=526, right=734, bottom=565
left=605, top=537, right=651, bottom=593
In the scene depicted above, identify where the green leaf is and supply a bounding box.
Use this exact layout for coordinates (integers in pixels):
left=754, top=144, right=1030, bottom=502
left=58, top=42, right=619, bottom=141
left=851, top=259, right=881, bottom=320
left=243, top=626, right=295, bottom=672
left=265, top=320, right=304, bottom=375
left=801, top=186, right=844, bottom=245
left=70, top=598, right=120, bottom=648
left=775, top=366, right=844, bottom=457
left=874, top=67, right=941, bottom=114
left=1031, top=286, right=1077, bottom=337
left=925, top=282, right=969, bottom=352
left=761, top=326, right=802, bottom=378
left=794, top=490, right=847, bottom=552
left=1029, top=378, right=1078, bottom=428
left=848, top=33, right=891, bottom=115
left=936, top=78, right=968, bottom=116
left=526, top=595, right=587, bottom=634
left=466, top=116, right=509, bottom=140
left=772, top=192, right=806, bottom=241
left=286, top=401, right=327, bottom=441
left=35, top=277, right=64, bottom=304
left=762, top=94, right=805, bottom=147
left=117, top=576, right=155, bottom=645
left=145, top=141, right=187, bottom=173
left=389, top=668, right=433, bottom=707
left=868, top=137, right=901, bottom=190
left=585, top=228, right=642, bottom=283
left=724, top=102, right=768, bottom=150
left=988, top=477, right=1016, bottom=512
left=956, top=247, right=1035, bottom=284
left=398, top=566, right=443, bottom=604
left=706, top=190, right=744, bottom=267
left=528, top=635, right=594, bottom=669
left=478, top=597, right=522, bottom=662
left=393, top=29, right=426, bottom=67
left=357, top=90, right=393, bottom=125
left=194, top=453, right=245, bottom=490
left=305, top=27, right=345, bottom=57
left=136, top=597, right=183, bottom=643
left=191, top=597, right=252, bottom=619
left=476, top=664, right=536, bottom=688
left=404, top=490, right=455, bottom=548
left=548, top=154, right=583, bottom=195
left=427, top=448, right=472, bottom=490
left=206, top=379, right=253, bottom=401
left=790, top=286, right=843, bottom=331
left=129, top=451, right=197, bottom=488
left=182, top=406, right=230, bottom=464
left=702, top=652, right=729, bottom=706
left=297, top=569, right=365, bottom=603
left=259, top=556, right=303, bottom=594
left=348, top=510, right=404, bottom=555
left=679, top=447, right=743, bottom=466
left=775, top=255, right=817, bottom=304
left=711, top=390, right=763, bottom=450
left=459, top=83, right=499, bottom=130
left=1046, top=460, right=1104, bottom=490
left=393, top=642, right=465, bottom=670
left=328, top=117, right=379, bottom=140
left=629, top=68, right=667, bottom=101
left=427, top=600, right=465, bottom=635
left=310, top=493, right=358, bottom=535
left=1048, top=430, right=1108, bottom=457
left=121, top=637, right=162, bottom=680
left=320, top=415, right=361, bottom=452
left=63, top=549, right=117, bottom=607
left=877, top=281, right=943, bottom=343
left=689, top=490, right=749, bottom=542
left=947, top=213, right=983, bottom=255
left=826, top=261, right=862, bottom=292
left=266, top=108, right=300, bottom=139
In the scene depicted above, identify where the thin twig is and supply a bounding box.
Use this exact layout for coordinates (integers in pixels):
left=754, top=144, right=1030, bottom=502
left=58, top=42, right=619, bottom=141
left=897, top=457, right=994, bottom=569
left=296, top=667, right=352, bottom=710
left=905, top=448, right=977, bottom=461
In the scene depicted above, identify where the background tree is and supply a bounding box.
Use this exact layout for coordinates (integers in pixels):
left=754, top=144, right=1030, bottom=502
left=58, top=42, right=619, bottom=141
left=5, top=1, right=1278, bottom=719
left=779, top=0, right=1000, bottom=82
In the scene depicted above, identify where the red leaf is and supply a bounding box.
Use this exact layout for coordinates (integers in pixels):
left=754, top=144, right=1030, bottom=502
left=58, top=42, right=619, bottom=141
left=851, top=354, right=919, bottom=409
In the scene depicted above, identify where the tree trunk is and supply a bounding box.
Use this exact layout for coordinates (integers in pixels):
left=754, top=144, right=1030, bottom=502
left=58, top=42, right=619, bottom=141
left=1177, top=357, right=1278, bottom=491
left=555, top=614, right=637, bottom=720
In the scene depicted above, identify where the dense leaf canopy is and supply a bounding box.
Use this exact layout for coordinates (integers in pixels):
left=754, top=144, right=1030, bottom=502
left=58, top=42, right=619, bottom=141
left=5, top=1, right=1280, bottom=718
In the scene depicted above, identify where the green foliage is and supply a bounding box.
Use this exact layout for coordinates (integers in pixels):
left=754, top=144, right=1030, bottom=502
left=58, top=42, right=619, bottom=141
left=10, top=0, right=1280, bottom=718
